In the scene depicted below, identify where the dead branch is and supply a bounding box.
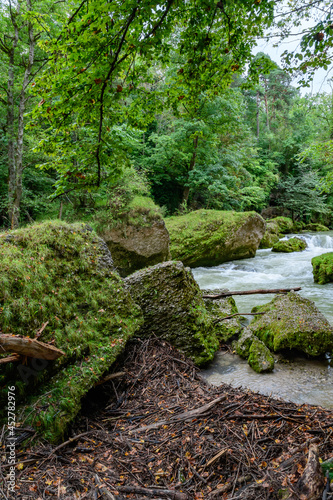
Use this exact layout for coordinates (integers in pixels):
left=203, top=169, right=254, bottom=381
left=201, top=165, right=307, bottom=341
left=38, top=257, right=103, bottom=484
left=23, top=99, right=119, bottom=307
left=0, top=334, right=65, bottom=360
left=203, top=287, right=302, bottom=299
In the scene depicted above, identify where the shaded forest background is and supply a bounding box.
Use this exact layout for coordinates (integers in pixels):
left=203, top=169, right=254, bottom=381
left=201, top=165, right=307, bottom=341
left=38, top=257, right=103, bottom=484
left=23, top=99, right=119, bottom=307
left=1, top=0, right=333, bottom=229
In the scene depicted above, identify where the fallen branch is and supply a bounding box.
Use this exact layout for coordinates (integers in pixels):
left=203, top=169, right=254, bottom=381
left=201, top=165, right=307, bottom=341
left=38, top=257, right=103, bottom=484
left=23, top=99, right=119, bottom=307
left=0, top=354, right=21, bottom=364
left=115, top=485, right=188, bottom=500
left=203, top=287, right=301, bottom=299
left=213, top=312, right=265, bottom=323
left=94, top=371, right=126, bottom=387
left=0, top=334, right=65, bottom=360
left=129, top=395, right=227, bottom=434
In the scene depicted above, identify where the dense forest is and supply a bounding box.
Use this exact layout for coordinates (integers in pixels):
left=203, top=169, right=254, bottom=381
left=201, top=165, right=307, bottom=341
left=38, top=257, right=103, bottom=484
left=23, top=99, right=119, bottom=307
left=1, top=0, right=333, bottom=228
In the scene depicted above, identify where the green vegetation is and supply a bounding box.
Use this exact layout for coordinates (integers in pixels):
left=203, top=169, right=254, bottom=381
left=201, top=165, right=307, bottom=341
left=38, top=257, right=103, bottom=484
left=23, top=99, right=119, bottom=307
left=0, top=221, right=143, bottom=442
left=248, top=337, right=275, bottom=373
left=312, top=252, right=333, bottom=284
left=272, top=237, right=307, bottom=253
left=166, top=209, right=265, bottom=267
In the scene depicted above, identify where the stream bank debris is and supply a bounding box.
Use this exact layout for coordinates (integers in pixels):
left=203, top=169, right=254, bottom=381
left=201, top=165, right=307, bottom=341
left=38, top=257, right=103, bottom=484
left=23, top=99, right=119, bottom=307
left=1, top=338, right=333, bottom=499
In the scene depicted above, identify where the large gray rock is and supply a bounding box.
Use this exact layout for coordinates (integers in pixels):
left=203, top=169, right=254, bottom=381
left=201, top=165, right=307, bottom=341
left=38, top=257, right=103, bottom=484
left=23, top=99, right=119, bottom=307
left=124, top=261, right=219, bottom=366
left=248, top=292, right=333, bottom=356
left=166, top=210, right=266, bottom=267
left=99, top=217, right=170, bottom=277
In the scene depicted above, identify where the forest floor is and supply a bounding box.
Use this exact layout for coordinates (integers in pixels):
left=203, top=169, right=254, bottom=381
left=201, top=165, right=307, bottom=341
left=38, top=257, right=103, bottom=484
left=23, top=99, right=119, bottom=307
left=2, top=338, right=333, bottom=500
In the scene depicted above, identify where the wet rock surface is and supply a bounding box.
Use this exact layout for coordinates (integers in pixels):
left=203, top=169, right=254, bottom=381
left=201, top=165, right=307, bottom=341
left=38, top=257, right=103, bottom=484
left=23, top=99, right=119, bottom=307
left=124, top=261, right=219, bottom=366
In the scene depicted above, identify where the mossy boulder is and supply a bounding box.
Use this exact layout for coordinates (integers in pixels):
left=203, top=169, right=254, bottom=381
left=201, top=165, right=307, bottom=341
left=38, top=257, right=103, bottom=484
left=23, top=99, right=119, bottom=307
left=124, top=261, right=219, bottom=366
left=202, top=289, right=242, bottom=342
left=97, top=196, right=171, bottom=277
left=246, top=292, right=333, bottom=356
left=248, top=337, right=275, bottom=373
left=259, top=221, right=280, bottom=249
left=312, top=252, right=333, bottom=284
left=166, top=210, right=266, bottom=267
left=305, top=223, right=330, bottom=232
left=272, top=237, right=307, bottom=253
left=0, top=221, right=143, bottom=443
left=235, top=329, right=256, bottom=358
left=268, top=216, right=294, bottom=234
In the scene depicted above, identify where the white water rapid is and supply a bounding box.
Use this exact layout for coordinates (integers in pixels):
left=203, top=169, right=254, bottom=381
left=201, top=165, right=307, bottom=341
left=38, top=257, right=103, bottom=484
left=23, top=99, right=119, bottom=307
left=193, top=231, right=333, bottom=408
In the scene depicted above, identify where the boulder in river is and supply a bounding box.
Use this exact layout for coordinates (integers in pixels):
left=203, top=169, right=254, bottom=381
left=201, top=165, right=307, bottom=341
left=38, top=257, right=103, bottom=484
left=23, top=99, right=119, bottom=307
left=0, top=221, right=143, bottom=443
left=124, top=261, right=219, bottom=366
left=202, top=289, right=242, bottom=342
left=259, top=221, right=280, bottom=249
left=97, top=196, right=171, bottom=277
left=268, top=216, right=294, bottom=234
left=312, top=252, right=333, bottom=284
left=248, top=337, right=275, bottom=373
left=166, top=209, right=266, bottom=267
left=248, top=292, right=333, bottom=356
left=272, top=237, right=307, bottom=253
left=305, top=223, right=330, bottom=232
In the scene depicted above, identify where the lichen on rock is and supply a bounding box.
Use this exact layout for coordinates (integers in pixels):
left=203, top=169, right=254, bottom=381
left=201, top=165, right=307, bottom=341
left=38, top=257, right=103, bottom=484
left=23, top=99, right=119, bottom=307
left=312, top=252, right=333, bottom=284
left=124, top=261, right=219, bottom=366
left=202, top=289, right=242, bottom=342
left=272, top=237, right=307, bottom=253
left=246, top=292, right=333, bottom=357
left=166, top=209, right=266, bottom=267
left=0, top=221, right=143, bottom=443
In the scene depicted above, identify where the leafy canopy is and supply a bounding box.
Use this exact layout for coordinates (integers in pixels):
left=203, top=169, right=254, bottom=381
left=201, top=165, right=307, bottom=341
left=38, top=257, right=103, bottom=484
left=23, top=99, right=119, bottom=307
left=31, top=0, right=274, bottom=196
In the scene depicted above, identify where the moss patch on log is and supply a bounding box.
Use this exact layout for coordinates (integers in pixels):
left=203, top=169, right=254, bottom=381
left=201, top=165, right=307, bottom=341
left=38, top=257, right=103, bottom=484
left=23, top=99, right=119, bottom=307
left=312, top=252, right=333, bottom=284
left=0, top=221, right=143, bottom=443
left=166, top=209, right=265, bottom=267
left=272, top=237, right=307, bottom=253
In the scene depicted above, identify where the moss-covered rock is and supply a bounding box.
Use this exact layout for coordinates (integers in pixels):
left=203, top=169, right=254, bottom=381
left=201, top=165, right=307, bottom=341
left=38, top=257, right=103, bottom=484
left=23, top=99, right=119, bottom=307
left=268, top=216, right=294, bottom=234
left=235, top=329, right=256, bottom=358
left=202, top=289, right=242, bottom=342
left=259, top=221, right=280, bottom=249
left=97, top=196, right=171, bottom=277
left=246, top=292, right=333, bottom=356
left=0, top=221, right=143, bottom=443
left=166, top=210, right=266, bottom=267
left=305, top=223, right=330, bottom=232
left=272, top=237, right=307, bottom=253
left=312, top=252, right=333, bottom=284
left=248, top=337, right=275, bottom=373
left=124, top=261, right=219, bottom=366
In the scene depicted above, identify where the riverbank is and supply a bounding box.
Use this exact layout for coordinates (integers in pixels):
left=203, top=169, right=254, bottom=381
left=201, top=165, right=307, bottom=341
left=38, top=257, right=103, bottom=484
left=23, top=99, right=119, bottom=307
left=4, top=338, right=333, bottom=500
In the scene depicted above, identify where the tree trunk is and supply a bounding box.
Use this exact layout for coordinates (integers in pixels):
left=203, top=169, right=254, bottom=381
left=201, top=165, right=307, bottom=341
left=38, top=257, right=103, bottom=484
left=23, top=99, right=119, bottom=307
left=182, top=134, right=199, bottom=206
left=7, top=0, right=35, bottom=229
left=256, top=90, right=260, bottom=139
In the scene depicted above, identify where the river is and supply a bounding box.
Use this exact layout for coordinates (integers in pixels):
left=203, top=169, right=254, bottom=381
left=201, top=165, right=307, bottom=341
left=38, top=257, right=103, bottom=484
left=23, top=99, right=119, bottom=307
left=193, top=231, right=333, bottom=408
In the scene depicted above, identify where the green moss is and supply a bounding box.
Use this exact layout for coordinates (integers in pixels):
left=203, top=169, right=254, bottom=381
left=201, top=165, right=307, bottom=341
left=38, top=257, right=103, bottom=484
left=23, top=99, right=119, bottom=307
left=259, top=221, right=280, bottom=249
left=0, top=221, right=143, bottom=443
left=166, top=209, right=265, bottom=267
left=304, top=223, right=329, bottom=232
left=248, top=338, right=274, bottom=373
left=125, top=262, right=219, bottom=366
left=312, top=252, right=333, bottom=284
left=202, top=290, right=242, bottom=342
left=272, top=237, right=307, bottom=253
left=235, top=329, right=255, bottom=358
left=247, top=292, right=333, bottom=356
left=268, top=216, right=293, bottom=234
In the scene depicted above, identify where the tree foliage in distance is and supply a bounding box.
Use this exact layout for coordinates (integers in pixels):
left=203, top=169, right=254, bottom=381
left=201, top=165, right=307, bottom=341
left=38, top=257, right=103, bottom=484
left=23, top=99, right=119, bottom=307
left=31, top=0, right=275, bottom=198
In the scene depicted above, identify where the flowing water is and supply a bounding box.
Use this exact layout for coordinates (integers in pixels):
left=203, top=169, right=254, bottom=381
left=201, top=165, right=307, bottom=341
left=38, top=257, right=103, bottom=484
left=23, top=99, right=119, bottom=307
left=193, top=231, right=333, bottom=408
